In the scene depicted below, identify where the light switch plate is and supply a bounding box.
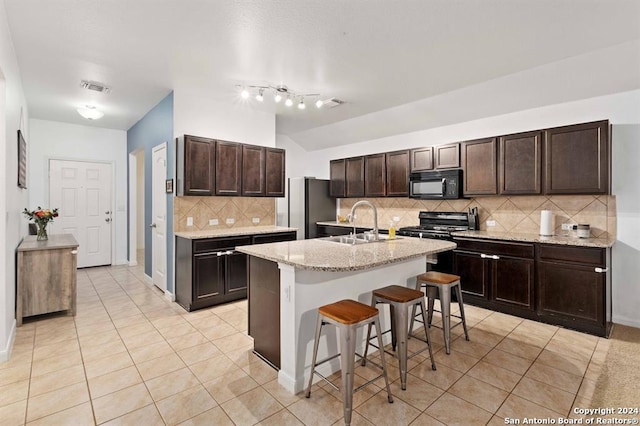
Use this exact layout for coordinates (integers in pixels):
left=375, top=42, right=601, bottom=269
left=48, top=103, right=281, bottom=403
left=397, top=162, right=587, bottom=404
left=186, top=217, right=194, bottom=227
left=252, top=217, right=260, bottom=224
left=392, top=216, right=400, bottom=222
left=561, top=223, right=573, bottom=231
left=226, top=218, right=235, bottom=225
left=209, top=219, right=218, bottom=226
left=486, top=220, right=496, bottom=227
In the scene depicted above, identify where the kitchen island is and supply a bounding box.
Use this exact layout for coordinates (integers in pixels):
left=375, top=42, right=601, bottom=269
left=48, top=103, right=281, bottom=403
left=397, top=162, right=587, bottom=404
left=236, top=236, right=456, bottom=394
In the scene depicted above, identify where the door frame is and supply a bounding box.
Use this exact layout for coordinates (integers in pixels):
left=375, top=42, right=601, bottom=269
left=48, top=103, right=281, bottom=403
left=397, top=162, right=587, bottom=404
left=128, top=150, right=143, bottom=267
left=47, top=157, right=116, bottom=266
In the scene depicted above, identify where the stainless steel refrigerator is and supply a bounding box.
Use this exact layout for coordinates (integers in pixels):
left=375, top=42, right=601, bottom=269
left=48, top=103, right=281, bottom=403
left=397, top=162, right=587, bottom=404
left=288, top=177, right=336, bottom=239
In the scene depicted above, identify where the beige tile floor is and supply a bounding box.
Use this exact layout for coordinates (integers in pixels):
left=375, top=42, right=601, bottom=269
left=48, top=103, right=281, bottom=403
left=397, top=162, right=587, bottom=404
left=0, top=260, right=613, bottom=426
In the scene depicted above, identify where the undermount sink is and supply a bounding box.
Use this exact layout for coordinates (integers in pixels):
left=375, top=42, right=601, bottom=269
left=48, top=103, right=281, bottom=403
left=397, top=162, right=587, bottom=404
left=321, top=233, right=400, bottom=245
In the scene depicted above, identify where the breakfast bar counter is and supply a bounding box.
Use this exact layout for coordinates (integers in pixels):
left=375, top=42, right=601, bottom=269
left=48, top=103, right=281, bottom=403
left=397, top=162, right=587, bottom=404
left=236, top=237, right=455, bottom=394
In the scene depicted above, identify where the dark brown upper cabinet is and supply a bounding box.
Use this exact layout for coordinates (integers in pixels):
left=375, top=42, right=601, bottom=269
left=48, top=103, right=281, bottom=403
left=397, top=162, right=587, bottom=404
left=265, top=148, right=285, bottom=197
left=215, top=141, right=242, bottom=196
left=499, top=131, right=542, bottom=195
left=345, top=156, right=365, bottom=198
left=462, top=138, right=498, bottom=196
left=329, top=159, right=346, bottom=198
left=364, top=153, right=387, bottom=197
left=386, top=150, right=410, bottom=197
left=242, top=145, right=265, bottom=196
left=434, top=143, right=460, bottom=169
left=544, top=120, right=609, bottom=195
left=183, top=135, right=216, bottom=196
left=410, top=147, right=434, bottom=172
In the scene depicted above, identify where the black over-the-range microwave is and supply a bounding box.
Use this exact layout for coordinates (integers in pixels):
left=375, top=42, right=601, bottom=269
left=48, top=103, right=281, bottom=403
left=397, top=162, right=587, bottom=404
left=409, top=169, right=463, bottom=199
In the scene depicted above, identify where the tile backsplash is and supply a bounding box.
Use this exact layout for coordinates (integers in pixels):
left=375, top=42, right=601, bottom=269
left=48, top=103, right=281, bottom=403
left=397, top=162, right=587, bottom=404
left=174, top=196, right=276, bottom=232
left=339, top=195, right=616, bottom=239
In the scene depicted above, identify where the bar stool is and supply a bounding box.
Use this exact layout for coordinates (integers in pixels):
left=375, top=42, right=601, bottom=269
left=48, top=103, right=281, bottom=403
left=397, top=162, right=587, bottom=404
left=411, top=271, right=470, bottom=354
left=305, top=299, right=393, bottom=426
left=363, top=285, right=436, bottom=390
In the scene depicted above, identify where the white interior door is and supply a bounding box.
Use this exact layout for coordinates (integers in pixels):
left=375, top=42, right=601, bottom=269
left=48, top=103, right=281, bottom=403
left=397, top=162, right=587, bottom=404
left=49, top=160, right=112, bottom=268
left=151, top=143, right=167, bottom=292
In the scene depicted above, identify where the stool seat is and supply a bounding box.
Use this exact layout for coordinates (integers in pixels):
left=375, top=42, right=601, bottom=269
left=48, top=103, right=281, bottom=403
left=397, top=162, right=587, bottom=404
left=373, top=285, right=425, bottom=303
left=417, top=271, right=460, bottom=285
left=318, top=299, right=378, bottom=325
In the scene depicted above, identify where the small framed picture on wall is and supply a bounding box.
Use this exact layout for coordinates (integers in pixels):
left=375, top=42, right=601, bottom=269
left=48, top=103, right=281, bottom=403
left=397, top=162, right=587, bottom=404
left=17, top=130, right=27, bottom=189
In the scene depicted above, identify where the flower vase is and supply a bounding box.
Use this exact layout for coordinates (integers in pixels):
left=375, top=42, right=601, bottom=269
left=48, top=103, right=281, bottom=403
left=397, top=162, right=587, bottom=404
left=36, top=223, right=48, bottom=241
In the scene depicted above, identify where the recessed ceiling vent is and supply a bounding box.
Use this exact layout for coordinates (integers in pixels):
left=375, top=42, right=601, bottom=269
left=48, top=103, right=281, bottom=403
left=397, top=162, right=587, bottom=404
left=322, top=98, right=345, bottom=108
left=80, top=80, right=111, bottom=94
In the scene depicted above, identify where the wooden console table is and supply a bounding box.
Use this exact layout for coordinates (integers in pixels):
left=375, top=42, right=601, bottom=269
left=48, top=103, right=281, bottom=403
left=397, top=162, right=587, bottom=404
left=16, top=234, right=79, bottom=326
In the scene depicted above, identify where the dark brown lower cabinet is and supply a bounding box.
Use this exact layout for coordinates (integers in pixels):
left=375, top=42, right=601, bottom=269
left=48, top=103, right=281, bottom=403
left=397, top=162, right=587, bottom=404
left=176, top=231, right=297, bottom=312
left=453, top=238, right=534, bottom=313
left=537, top=245, right=610, bottom=336
left=452, top=237, right=611, bottom=336
left=177, top=236, right=251, bottom=311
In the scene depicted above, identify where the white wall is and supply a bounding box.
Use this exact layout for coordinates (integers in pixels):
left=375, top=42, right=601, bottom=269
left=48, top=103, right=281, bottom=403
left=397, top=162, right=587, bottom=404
left=28, top=119, right=128, bottom=265
left=173, top=89, right=276, bottom=147
left=0, top=2, right=29, bottom=361
left=285, top=89, right=640, bottom=327
left=275, top=133, right=314, bottom=226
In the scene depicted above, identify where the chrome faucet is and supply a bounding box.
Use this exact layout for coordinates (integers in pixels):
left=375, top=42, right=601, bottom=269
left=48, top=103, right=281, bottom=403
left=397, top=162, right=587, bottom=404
left=348, top=200, right=379, bottom=241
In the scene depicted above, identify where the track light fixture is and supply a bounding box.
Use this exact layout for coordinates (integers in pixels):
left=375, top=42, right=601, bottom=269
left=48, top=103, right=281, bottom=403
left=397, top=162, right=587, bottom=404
left=237, top=83, right=338, bottom=112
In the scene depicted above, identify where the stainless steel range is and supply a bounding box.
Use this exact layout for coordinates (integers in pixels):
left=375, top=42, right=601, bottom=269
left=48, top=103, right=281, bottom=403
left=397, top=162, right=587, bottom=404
left=397, top=210, right=478, bottom=272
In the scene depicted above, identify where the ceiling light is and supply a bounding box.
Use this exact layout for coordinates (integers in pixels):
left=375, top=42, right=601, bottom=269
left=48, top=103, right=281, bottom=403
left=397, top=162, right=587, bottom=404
left=77, top=105, right=104, bottom=120
left=236, top=83, right=337, bottom=112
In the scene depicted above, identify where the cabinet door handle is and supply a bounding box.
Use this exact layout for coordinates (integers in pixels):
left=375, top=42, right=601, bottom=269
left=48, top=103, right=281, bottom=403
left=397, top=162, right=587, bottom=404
left=217, top=252, right=223, bottom=257
left=491, top=255, right=500, bottom=260
left=225, top=250, right=234, bottom=255
left=480, top=253, right=489, bottom=258
left=71, top=250, right=78, bottom=255
left=595, top=267, right=608, bottom=273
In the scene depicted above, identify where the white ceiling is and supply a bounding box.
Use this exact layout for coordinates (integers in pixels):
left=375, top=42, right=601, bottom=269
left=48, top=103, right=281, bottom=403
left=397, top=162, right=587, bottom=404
left=4, top=0, right=640, bottom=150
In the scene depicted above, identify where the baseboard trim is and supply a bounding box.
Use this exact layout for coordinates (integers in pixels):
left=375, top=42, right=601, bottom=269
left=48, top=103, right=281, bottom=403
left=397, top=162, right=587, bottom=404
left=0, top=319, right=17, bottom=362
left=164, top=290, right=175, bottom=302
left=128, top=260, right=138, bottom=267
left=612, top=317, right=640, bottom=329
left=144, top=274, right=153, bottom=285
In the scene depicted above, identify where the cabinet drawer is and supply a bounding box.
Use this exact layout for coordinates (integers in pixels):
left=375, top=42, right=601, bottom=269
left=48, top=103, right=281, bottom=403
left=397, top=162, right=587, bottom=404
left=537, top=245, right=604, bottom=266
left=252, top=232, right=296, bottom=245
left=454, top=238, right=534, bottom=258
left=193, top=236, right=252, bottom=253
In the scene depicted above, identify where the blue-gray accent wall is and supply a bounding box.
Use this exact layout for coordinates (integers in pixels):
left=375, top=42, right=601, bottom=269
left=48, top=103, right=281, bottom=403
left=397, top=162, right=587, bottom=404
left=127, top=92, right=174, bottom=292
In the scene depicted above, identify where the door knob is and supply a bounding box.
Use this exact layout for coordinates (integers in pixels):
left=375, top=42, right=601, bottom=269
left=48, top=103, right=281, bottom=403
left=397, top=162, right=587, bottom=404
left=105, top=218, right=111, bottom=223
left=149, top=223, right=157, bottom=228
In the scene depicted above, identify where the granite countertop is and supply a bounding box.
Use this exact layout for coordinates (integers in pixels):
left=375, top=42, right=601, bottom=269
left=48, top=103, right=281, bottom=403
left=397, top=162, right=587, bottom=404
left=451, top=230, right=615, bottom=248
left=17, top=234, right=79, bottom=251
left=236, top=236, right=456, bottom=272
left=175, top=226, right=298, bottom=240
left=316, top=221, right=390, bottom=231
